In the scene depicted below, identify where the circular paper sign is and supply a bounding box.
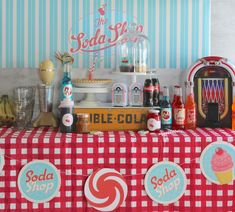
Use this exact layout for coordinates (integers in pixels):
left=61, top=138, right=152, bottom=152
left=144, top=161, right=187, bottom=204
left=200, top=141, right=235, bottom=185
left=84, top=168, right=128, bottom=211
left=18, top=160, right=61, bottom=203
left=0, top=149, right=4, bottom=173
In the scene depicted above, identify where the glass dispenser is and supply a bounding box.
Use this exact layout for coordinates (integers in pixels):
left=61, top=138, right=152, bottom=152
left=116, top=24, right=150, bottom=73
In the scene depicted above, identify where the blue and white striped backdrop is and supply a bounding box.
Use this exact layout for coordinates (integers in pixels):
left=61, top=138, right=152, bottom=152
left=0, top=0, right=211, bottom=70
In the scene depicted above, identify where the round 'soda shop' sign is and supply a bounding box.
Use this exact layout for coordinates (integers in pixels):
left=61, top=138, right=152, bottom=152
left=18, top=160, right=61, bottom=203
left=144, top=161, right=187, bottom=204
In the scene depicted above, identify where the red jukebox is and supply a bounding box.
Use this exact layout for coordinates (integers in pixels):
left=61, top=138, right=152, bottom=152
left=186, top=56, right=235, bottom=128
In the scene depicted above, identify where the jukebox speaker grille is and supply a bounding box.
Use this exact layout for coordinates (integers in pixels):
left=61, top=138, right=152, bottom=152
left=198, top=78, right=228, bottom=119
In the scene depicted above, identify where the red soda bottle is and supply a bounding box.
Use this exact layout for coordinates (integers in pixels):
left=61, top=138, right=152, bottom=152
left=172, top=86, right=185, bottom=129
left=185, top=83, right=196, bottom=129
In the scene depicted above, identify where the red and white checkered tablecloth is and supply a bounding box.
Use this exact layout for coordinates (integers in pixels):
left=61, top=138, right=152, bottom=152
left=0, top=127, right=234, bottom=211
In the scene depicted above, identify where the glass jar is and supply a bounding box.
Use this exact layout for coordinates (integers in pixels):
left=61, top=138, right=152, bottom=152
left=77, top=114, right=90, bottom=133
left=147, top=110, right=161, bottom=132
left=116, top=23, right=150, bottom=73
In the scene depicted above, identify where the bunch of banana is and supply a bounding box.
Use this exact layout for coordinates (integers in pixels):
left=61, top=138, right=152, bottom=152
left=0, top=95, right=15, bottom=124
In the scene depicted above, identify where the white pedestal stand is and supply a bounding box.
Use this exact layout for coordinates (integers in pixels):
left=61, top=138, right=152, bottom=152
left=73, top=87, right=111, bottom=107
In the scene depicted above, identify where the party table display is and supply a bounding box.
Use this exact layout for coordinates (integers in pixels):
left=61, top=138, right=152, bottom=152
left=0, top=127, right=234, bottom=211
left=0, top=32, right=235, bottom=211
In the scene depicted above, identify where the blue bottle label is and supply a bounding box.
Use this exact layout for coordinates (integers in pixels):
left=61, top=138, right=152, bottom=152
left=161, top=108, right=172, bottom=124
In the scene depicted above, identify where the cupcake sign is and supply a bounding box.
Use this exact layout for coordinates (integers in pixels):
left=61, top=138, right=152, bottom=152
left=18, top=160, right=61, bottom=203
left=200, top=141, right=235, bottom=185
left=144, top=161, right=187, bottom=204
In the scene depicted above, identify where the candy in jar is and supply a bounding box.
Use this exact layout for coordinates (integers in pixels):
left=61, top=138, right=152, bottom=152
left=147, top=110, right=161, bottom=132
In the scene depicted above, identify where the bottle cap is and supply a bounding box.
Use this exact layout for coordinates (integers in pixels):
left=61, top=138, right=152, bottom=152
left=144, top=79, right=152, bottom=86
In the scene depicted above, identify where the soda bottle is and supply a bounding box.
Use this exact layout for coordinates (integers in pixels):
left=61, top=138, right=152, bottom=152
left=172, top=86, right=185, bottom=129
left=232, top=96, right=235, bottom=130
left=160, top=86, right=172, bottom=129
left=61, top=63, right=73, bottom=101
left=185, top=83, right=196, bottom=129
left=172, top=85, right=180, bottom=105
left=143, top=79, right=154, bottom=107
left=152, top=78, right=160, bottom=106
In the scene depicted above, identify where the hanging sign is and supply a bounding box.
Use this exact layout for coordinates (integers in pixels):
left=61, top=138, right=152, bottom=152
left=0, top=149, right=4, bottom=173
left=200, top=141, right=235, bottom=185
left=144, top=161, right=187, bottom=204
left=84, top=168, right=128, bottom=211
left=69, top=3, right=143, bottom=54
left=17, top=160, right=61, bottom=203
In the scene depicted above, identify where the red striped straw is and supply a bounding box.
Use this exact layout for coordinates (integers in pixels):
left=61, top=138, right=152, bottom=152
left=88, top=53, right=98, bottom=80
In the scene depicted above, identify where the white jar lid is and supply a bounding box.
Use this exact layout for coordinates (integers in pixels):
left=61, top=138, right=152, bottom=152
left=149, top=109, right=160, bottom=114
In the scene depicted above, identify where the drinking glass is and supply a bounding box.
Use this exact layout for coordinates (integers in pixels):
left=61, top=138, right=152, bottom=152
left=13, top=86, right=35, bottom=129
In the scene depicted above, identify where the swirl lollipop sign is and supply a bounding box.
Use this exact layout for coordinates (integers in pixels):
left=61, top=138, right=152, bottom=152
left=84, top=168, right=128, bottom=211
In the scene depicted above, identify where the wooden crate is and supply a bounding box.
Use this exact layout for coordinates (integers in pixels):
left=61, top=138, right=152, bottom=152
left=74, top=107, right=150, bottom=131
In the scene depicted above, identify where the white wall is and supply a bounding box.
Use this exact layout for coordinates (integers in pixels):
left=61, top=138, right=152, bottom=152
left=0, top=0, right=235, bottom=113
left=211, top=0, right=235, bottom=64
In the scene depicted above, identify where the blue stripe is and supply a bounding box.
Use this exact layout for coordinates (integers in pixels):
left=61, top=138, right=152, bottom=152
left=39, top=0, right=46, bottom=63
left=191, top=0, right=199, bottom=63
left=180, top=0, right=189, bottom=69
left=72, top=0, right=79, bottom=68
left=137, top=0, right=144, bottom=26
left=126, top=0, right=133, bottom=23
left=93, top=0, right=101, bottom=68
left=115, top=0, right=123, bottom=70
left=82, top=0, right=90, bottom=68
left=17, top=1, right=24, bottom=67
left=170, top=0, right=177, bottom=68
left=28, top=0, right=35, bottom=68
left=148, top=0, right=156, bottom=68
left=61, top=0, right=68, bottom=53
left=50, top=0, right=57, bottom=65
left=104, top=0, right=112, bottom=68
left=6, top=0, right=13, bottom=68
left=202, top=0, right=210, bottom=56
left=159, top=0, right=167, bottom=68
left=0, top=0, right=2, bottom=67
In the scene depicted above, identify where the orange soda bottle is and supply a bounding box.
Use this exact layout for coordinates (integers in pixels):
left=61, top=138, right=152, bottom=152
left=232, top=96, right=235, bottom=130
left=185, top=83, right=196, bottom=129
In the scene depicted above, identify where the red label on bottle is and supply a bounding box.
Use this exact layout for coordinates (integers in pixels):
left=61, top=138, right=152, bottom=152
left=161, top=108, right=172, bottom=124
left=144, top=86, right=154, bottom=92
left=186, top=109, right=196, bottom=124
left=173, top=108, right=185, bottom=125
left=154, top=85, right=160, bottom=92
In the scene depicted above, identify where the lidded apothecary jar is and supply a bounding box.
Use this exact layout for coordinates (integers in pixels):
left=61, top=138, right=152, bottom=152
left=116, top=24, right=150, bottom=73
